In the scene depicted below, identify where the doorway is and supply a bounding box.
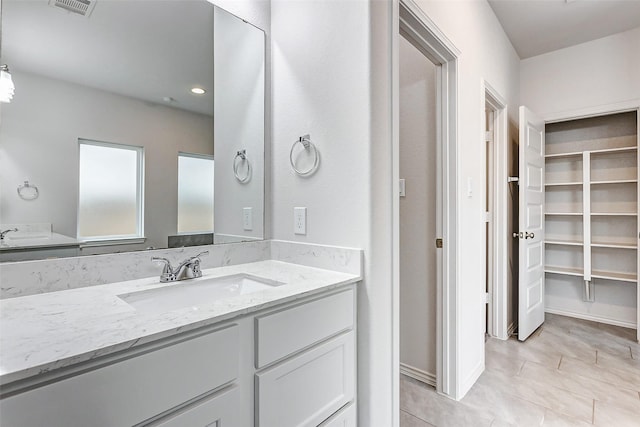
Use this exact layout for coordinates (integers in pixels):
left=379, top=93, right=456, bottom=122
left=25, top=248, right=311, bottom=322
left=396, top=0, right=459, bottom=402
left=398, top=33, right=438, bottom=387
left=482, top=83, right=510, bottom=341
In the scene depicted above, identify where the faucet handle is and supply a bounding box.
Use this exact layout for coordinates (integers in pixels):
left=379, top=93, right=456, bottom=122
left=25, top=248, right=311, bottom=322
left=151, top=257, right=173, bottom=274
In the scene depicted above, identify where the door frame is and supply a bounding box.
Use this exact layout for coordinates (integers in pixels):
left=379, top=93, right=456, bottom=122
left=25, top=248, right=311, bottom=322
left=395, top=0, right=460, bottom=398
left=481, top=82, right=509, bottom=340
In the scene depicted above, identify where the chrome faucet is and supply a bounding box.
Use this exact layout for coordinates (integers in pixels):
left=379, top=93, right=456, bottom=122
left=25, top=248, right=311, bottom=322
left=152, top=251, right=209, bottom=283
left=0, top=228, right=18, bottom=241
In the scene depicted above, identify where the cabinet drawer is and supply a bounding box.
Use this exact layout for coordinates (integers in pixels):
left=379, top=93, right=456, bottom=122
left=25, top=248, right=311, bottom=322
left=256, top=331, right=355, bottom=427
left=149, top=385, right=240, bottom=427
left=0, top=324, right=239, bottom=427
left=255, top=288, right=354, bottom=368
left=320, top=403, right=356, bottom=427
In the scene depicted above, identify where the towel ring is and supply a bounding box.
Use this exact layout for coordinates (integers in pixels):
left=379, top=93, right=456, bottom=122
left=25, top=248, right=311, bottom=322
left=17, top=181, right=39, bottom=201
left=290, top=134, right=319, bottom=177
left=233, top=149, right=251, bottom=183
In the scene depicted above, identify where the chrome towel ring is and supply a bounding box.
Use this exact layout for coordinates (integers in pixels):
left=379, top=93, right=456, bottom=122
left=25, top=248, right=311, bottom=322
left=290, top=134, right=319, bottom=177
left=17, top=180, right=39, bottom=201
left=234, top=149, right=251, bottom=183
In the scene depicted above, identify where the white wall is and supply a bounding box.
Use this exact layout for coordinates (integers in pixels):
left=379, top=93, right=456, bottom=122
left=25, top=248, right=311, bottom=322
left=399, top=36, right=438, bottom=379
left=412, top=0, right=521, bottom=397
left=0, top=71, right=213, bottom=252
left=213, top=6, right=265, bottom=241
left=270, top=0, right=521, bottom=420
left=270, top=0, right=380, bottom=423
left=520, top=27, right=640, bottom=117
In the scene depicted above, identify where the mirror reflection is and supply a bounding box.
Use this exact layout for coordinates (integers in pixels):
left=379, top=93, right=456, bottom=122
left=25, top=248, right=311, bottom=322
left=0, top=0, right=265, bottom=262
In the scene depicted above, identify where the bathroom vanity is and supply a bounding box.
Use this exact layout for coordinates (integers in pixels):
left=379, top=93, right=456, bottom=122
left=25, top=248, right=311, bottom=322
left=0, top=260, right=359, bottom=426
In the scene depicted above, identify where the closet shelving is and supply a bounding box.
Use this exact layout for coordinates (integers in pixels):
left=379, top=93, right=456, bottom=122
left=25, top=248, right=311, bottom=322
left=543, top=111, right=639, bottom=304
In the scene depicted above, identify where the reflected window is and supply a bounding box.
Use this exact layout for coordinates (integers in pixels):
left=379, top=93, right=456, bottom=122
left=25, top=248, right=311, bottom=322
left=178, top=153, right=214, bottom=233
left=78, top=140, right=144, bottom=240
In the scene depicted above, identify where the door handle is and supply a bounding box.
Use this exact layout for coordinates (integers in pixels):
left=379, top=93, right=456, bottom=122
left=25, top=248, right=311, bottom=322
left=513, top=232, right=535, bottom=239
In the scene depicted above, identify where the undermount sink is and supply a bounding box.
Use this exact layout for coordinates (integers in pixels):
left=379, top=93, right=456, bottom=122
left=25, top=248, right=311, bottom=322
left=118, top=273, right=285, bottom=314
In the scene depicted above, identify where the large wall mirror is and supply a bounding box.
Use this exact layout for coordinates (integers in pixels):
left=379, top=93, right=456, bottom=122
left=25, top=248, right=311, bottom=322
left=0, top=0, right=265, bottom=262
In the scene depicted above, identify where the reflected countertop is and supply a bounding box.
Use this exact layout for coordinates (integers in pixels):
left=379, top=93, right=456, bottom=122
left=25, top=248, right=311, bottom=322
left=0, top=233, right=80, bottom=250
left=0, top=260, right=360, bottom=386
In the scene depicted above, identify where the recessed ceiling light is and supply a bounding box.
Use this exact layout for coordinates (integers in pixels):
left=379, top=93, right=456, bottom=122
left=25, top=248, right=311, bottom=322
left=191, top=87, right=206, bottom=95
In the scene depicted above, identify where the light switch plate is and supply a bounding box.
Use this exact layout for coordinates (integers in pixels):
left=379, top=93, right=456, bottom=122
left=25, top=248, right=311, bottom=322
left=243, top=207, right=253, bottom=231
left=294, top=207, right=306, bottom=235
left=399, top=179, right=406, bottom=197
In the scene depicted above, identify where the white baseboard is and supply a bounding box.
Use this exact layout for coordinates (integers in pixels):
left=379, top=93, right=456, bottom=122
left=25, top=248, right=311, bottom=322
left=545, top=308, right=637, bottom=330
left=507, top=322, right=516, bottom=337
left=400, top=363, right=436, bottom=387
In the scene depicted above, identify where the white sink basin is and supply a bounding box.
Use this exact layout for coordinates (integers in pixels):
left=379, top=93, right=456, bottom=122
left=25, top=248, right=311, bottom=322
left=118, top=273, right=284, bottom=314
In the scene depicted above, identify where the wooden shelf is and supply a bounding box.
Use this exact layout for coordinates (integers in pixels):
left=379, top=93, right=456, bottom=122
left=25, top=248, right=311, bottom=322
left=545, top=182, right=582, bottom=187
left=545, top=212, right=583, bottom=216
left=591, top=212, right=637, bottom=217
left=545, top=152, right=583, bottom=159
left=591, top=242, right=638, bottom=249
left=545, top=146, right=637, bottom=159
left=544, top=266, right=584, bottom=277
left=545, top=239, right=583, bottom=246
left=591, top=179, right=638, bottom=185
left=591, top=269, right=637, bottom=283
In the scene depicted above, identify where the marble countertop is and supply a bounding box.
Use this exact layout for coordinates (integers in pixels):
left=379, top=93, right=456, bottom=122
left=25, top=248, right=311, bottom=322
left=0, top=260, right=360, bottom=386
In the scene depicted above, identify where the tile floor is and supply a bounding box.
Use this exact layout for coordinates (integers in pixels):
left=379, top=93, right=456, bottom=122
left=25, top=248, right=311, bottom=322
left=400, top=314, right=640, bottom=426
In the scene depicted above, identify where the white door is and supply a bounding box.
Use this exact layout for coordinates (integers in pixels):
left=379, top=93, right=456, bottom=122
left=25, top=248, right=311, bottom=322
left=518, top=106, right=545, bottom=341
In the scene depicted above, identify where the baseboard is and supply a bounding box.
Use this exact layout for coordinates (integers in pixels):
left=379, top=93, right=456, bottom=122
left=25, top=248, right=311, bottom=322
left=545, top=308, right=637, bottom=330
left=507, top=322, right=516, bottom=337
left=459, top=360, right=484, bottom=400
left=399, top=363, right=436, bottom=387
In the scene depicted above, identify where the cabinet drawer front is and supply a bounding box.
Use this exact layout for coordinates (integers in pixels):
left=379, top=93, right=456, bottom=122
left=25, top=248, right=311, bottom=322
left=256, top=331, right=355, bottom=427
left=150, top=385, right=240, bottom=427
left=256, top=288, right=354, bottom=368
left=0, top=324, right=239, bottom=427
left=320, top=403, right=356, bottom=427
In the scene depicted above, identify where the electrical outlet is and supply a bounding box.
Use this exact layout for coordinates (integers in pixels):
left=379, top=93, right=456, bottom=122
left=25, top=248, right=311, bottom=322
left=294, top=207, right=306, bottom=235
left=243, top=207, right=253, bottom=231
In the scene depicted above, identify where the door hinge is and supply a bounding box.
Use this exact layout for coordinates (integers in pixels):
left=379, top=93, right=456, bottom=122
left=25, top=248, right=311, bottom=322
left=485, top=131, right=494, bottom=142
left=435, top=238, right=443, bottom=248
left=485, top=292, right=491, bottom=304
left=484, top=211, right=492, bottom=223
left=507, top=176, right=519, bottom=183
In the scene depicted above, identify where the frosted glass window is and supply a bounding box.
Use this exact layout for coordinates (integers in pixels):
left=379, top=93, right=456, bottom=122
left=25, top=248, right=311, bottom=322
left=78, top=140, right=143, bottom=240
left=178, top=153, right=214, bottom=233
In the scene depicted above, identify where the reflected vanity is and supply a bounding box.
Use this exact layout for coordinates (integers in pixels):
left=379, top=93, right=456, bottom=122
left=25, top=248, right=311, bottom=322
left=0, top=0, right=265, bottom=262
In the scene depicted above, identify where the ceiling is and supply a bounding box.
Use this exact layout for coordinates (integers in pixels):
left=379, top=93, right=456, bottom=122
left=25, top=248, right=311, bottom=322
left=488, top=0, right=640, bottom=59
left=2, top=0, right=216, bottom=116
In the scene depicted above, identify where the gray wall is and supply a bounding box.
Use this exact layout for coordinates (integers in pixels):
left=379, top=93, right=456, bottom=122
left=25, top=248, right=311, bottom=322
left=399, top=36, right=438, bottom=379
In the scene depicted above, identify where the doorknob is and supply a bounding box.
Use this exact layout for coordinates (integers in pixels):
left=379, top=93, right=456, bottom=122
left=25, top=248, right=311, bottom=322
left=525, top=231, right=535, bottom=239
left=512, top=232, right=523, bottom=239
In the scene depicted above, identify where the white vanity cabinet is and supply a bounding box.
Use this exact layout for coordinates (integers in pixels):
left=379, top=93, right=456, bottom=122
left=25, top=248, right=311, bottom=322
left=255, top=289, right=356, bottom=427
left=0, top=285, right=357, bottom=427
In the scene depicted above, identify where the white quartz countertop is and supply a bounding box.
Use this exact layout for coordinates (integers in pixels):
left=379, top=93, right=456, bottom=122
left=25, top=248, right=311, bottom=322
left=0, top=260, right=360, bottom=386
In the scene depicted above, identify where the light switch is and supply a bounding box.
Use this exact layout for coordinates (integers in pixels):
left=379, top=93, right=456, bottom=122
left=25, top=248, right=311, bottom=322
left=294, top=207, right=306, bottom=235
left=243, top=207, right=253, bottom=231
left=399, top=179, right=406, bottom=197
left=467, top=177, right=473, bottom=198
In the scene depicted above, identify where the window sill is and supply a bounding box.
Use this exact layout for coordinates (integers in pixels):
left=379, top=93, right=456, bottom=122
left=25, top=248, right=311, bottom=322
left=79, top=237, right=146, bottom=249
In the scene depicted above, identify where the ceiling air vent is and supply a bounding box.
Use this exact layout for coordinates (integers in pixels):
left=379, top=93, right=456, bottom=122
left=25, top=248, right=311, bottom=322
left=48, top=0, right=97, bottom=17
